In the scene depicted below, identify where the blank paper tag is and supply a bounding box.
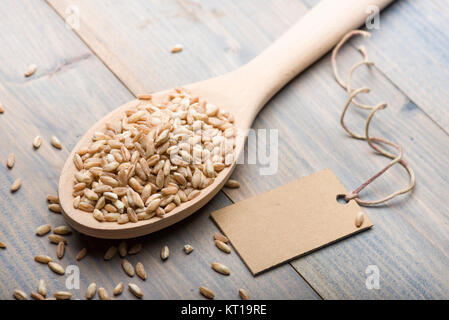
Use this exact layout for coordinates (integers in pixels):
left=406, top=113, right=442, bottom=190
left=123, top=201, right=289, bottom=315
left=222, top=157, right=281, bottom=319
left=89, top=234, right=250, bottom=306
left=211, top=169, right=373, bottom=275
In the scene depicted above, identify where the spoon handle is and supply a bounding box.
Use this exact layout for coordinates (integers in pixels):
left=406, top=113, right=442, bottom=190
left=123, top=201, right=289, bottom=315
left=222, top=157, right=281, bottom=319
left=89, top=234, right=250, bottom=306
left=233, top=0, right=393, bottom=115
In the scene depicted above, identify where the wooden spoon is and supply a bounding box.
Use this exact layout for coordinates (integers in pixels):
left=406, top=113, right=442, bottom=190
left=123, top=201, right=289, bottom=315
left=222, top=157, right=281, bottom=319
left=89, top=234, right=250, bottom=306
left=59, top=0, right=392, bottom=238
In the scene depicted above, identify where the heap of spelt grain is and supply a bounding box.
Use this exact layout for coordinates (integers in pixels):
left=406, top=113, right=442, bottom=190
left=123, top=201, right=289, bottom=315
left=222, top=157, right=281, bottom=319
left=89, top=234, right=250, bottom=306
left=72, top=89, right=236, bottom=224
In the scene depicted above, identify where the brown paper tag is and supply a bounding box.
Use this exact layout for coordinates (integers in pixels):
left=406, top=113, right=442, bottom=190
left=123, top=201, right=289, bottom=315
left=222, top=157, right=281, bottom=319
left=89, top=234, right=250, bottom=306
left=211, top=169, right=373, bottom=275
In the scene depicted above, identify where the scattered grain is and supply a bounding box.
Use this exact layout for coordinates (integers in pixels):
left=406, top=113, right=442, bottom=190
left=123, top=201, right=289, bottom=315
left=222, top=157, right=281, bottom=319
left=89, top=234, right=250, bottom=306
left=215, top=240, right=231, bottom=254
left=50, top=135, right=62, bottom=149
left=48, top=261, right=65, bottom=275
left=161, top=245, right=169, bottom=260
left=239, top=288, right=250, bottom=300
left=104, top=246, right=118, bottom=260
left=34, top=255, right=53, bottom=264
left=128, top=283, right=143, bottom=298
left=171, top=44, right=184, bottom=53
left=24, top=64, right=37, bottom=77
left=33, top=136, right=42, bottom=149
left=122, top=259, right=135, bottom=277
left=48, top=203, right=61, bottom=213
left=54, top=291, right=72, bottom=300
left=199, top=286, right=214, bottom=299
left=118, top=241, right=127, bottom=258
left=57, top=241, right=65, bottom=259
left=48, top=234, right=67, bottom=244
left=355, top=211, right=364, bottom=228
left=211, top=262, right=230, bottom=275
left=128, top=243, right=142, bottom=255
left=136, top=262, right=147, bottom=280
left=10, top=178, right=22, bottom=192
left=36, top=224, right=51, bottom=236
left=31, top=291, right=45, bottom=300
left=38, top=279, right=47, bottom=297
left=13, top=289, right=28, bottom=300
left=53, top=225, right=71, bottom=235
left=113, top=282, right=124, bottom=296
left=7, top=153, right=14, bottom=169
left=224, top=179, right=240, bottom=188
left=46, top=194, right=59, bottom=204
left=86, top=283, right=97, bottom=300
left=213, top=232, right=228, bottom=243
left=76, top=247, right=87, bottom=261
left=98, top=287, right=109, bottom=300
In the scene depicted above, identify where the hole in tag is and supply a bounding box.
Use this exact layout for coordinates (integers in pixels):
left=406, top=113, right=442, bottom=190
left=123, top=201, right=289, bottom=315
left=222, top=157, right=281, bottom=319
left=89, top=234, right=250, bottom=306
left=336, top=194, right=349, bottom=204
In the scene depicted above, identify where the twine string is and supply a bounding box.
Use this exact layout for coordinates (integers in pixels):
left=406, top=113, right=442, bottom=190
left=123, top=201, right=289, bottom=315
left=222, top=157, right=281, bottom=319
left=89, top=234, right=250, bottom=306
left=332, top=30, right=416, bottom=206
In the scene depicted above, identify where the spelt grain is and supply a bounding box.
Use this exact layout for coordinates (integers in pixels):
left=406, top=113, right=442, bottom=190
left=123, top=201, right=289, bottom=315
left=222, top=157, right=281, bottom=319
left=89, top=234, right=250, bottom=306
left=128, top=243, right=142, bottom=255
left=355, top=211, right=364, bottom=228
left=76, top=247, right=87, bottom=261
left=214, top=232, right=228, bottom=243
left=10, top=178, right=22, bottom=192
left=211, top=262, right=230, bottom=275
left=48, top=203, right=61, bottom=213
left=34, top=255, right=53, bottom=264
left=24, top=64, right=37, bottom=77
left=31, top=291, right=45, bottom=300
left=113, top=282, right=124, bottom=296
left=118, top=241, right=127, bottom=258
left=171, top=44, right=183, bottom=53
left=13, top=289, right=28, bottom=300
left=7, top=153, right=14, bottom=169
left=215, top=240, right=231, bottom=254
left=53, top=226, right=71, bottom=235
left=122, top=259, right=135, bottom=277
left=128, top=283, right=143, bottom=299
left=199, top=286, right=214, bottom=299
left=46, top=194, right=59, bottom=204
left=86, top=283, right=97, bottom=300
left=51, top=135, right=62, bottom=149
left=136, top=262, right=147, bottom=280
left=104, top=246, right=118, bottom=260
left=38, top=279, right=47, bottom=297
left=48, top=261, right=65, bottom=275
left=161, top=245, right=169, bottom=260
left=36, top=224, right=51, bottom=236
left=98, top=287, right=109, bottom=300
left=33, top=136, right=42, bottom=149
left=48, top=234, right=67, bottom=244
left=239, top=288, right=250, bottom=300
left=224, top=179, right=240, bottom=188
left=54, top=291, right=72, bottom=300
left=57, top=241, right=65, bottom=259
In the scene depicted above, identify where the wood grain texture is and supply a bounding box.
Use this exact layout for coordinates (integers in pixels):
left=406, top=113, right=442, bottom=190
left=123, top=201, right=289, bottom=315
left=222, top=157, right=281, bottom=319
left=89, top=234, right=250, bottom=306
left=43, top=0, right=449, bottom=298
left=0, top=0, right=318, bottom=299
left=302, top=0, right=449, bottom=133
left=46, top=0, right=310, bottom=93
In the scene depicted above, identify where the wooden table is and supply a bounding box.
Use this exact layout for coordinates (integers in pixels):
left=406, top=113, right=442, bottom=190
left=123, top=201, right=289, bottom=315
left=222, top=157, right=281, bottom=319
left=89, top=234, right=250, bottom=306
left=0, top=0, right=448, bottom=300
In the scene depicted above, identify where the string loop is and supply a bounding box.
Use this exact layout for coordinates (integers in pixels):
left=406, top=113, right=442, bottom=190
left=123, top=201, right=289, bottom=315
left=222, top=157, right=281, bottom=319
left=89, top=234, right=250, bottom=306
left=332, top=30, right=415, bottom=206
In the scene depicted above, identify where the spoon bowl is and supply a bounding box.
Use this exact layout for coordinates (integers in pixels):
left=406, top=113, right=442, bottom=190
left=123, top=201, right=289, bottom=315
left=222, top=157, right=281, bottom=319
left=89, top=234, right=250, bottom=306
left=58, top=0, right=392, bottom=238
